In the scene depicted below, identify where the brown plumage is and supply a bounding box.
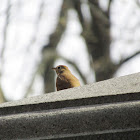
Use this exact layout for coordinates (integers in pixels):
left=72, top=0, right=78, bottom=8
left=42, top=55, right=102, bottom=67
left=52, top=65, right=80, bottom=91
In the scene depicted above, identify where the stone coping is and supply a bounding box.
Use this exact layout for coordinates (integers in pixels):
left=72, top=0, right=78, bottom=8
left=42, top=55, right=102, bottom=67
left=0, top=72, right=140, bottom=108
left=0, top=73, right=140, bottom=139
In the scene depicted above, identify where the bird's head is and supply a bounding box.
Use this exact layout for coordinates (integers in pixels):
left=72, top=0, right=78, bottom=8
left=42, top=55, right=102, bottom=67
left=52, top=65, right=70, bottom=75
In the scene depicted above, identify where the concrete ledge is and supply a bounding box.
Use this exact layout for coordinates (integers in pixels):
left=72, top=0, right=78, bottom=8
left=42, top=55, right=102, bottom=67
left=0, top=73, right=140, bottom=139
left=0, top=101, right=140, bottom=139
left=0, top=72, right=140, bottom=116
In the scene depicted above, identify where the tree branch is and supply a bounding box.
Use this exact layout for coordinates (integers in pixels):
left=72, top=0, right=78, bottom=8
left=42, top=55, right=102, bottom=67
left=89, top=2, right=109, bottom=26
left=26, top=0, right=45, bottom=52
left=0, top=0, right=11, bottom=103
left=42, top=1, right=69, bottom=51
left=119, top=51, right=140, bottom=66
left=41, top=1, right=69, bottom=93
left=107, top=0, right=113, bottom=18
left=136, top=0, right=140, bottom=8
left=23, top=63, right=41, bottom=98
left=0, top=83, right=7, bottom=103
left=16, top=0, right=45, bottom=98
left=0, top=0, right=11, bottom=61
left=72, top=0, right=85, bottom=29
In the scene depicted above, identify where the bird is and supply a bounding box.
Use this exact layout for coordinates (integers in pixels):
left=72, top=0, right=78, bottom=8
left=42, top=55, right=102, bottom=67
left=52, top=65, right=80, bottom=91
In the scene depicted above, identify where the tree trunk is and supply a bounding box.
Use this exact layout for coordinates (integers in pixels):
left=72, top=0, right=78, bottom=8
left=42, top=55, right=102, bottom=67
left=41, top=0, right=69, bottom=93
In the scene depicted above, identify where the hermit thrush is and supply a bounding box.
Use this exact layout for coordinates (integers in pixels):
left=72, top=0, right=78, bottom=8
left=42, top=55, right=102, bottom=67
left=52, top=65, right=80, bottom=91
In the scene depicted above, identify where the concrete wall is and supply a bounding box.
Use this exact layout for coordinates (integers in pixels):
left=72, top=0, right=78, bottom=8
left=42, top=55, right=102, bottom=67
left=0, top=73, right=140, bottom=140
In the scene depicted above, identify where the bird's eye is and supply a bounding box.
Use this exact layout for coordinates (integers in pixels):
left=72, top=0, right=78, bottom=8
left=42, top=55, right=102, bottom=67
left=57, top=66, right=60, bottom=69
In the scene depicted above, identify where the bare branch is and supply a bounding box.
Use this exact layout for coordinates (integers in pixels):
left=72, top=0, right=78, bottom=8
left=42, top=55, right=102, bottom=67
left=0, top=0, right=11, bottom=103
left=136, top=0, right=140, bottom=8
left=89, top=2, right=109, bottom=26
left=0, top=84, right=7, bottom=103
left=17, top=0, right=45, bottom=97
left=41, top=1, right=70, bottom=93
left=42, top=0, right=69, bottom=51
left=72, top=0, right=85, bottom=29
left=24, top=63, right=41, bottom=98
left=107, top=0, right=113, bottom=18
left=0, top=0, right=11, bottom=61
left=119, top=51, right=140, bottom=66
left=26, top=0, right=45, bottom=52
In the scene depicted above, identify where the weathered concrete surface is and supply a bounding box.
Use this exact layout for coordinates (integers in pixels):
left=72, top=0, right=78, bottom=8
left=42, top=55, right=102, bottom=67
left=0, top=72, right=140, bottom=107
left=0, top=101, right=140, bottom=140
left=0, top=72, right=140, bottom=139
left=0, top=72, right=140, bottom=116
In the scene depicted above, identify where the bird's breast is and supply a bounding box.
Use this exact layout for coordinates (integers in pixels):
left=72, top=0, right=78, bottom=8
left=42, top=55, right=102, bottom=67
left=56, top=76, right=71, bottom=91
left=56, top=73, right=80, bottom=91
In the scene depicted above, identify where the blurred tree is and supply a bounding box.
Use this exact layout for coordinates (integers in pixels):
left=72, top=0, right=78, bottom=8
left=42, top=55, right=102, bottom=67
left=0, top=0, right=140, bottom=103
left=41, top=0, right=140, bottom=93
left=40, top=0, right=69, bottom=93
left=0, top=0, right=10, bottom=102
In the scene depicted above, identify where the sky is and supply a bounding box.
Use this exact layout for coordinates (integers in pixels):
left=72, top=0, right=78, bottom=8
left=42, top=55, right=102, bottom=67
left=0, top=0, right=140, bottom=101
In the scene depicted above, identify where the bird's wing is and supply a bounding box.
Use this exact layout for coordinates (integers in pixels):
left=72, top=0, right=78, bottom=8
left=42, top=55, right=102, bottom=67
left=56, top=75, right=71, bottom=91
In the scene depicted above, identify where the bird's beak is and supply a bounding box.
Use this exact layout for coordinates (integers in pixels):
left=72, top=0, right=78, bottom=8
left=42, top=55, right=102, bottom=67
left=52, top=67, right=56, bottom=70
